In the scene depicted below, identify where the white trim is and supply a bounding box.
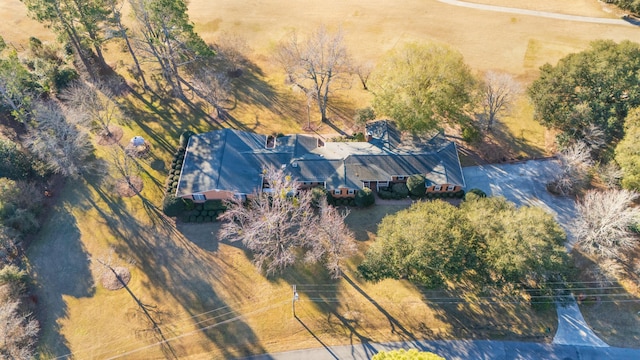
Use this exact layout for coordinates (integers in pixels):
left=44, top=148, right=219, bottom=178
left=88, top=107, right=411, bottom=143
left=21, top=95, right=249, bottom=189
left=193, top=193, right=206, bottom=201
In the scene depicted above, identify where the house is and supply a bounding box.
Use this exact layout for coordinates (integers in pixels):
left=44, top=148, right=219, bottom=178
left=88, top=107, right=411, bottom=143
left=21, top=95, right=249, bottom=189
left=175, top=120, right=466, bottom=202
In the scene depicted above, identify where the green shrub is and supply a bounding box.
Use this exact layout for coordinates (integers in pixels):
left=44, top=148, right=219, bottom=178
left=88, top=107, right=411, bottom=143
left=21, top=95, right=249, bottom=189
left=353, top=132, right=365, bottom=142
left=355, top=188, right=375, bottom=207
left=196, top=216, right=204, bottom=223
left=406, top=174, right=426, bottom=197
left=183, top=199, right=195, bottom=211
left=378, top=189, right=394, bottom=199
left=0, top=140, right=38, bottom=180
left=311, top=187, right=330, bottom=207
left=204, top=199, right=226, bottom=211
left=207, top=210, right=216, bottom=217
left=195, top=204, right=204, bottom=211
left=180, top=131, right=196, bottom=148
left=0, top=265, right=29, bottom=288
left=192, top=210, right=201, bottom=217
left=162, top=195, right=186, bottom=217
left=4, top=208, right=39, bottom=234
left=204, top=216, right=212, bottom=222
left=461, top=125, right=480, bottom=143
left=354, top=106, right=376, bottom=127
left=189, top=215, right=197, bottom=222
left=391, top=183, right=409, bottom=198
left=465, top=188, right=487, bottom=199
left=455, top=190, right=465, bottom=198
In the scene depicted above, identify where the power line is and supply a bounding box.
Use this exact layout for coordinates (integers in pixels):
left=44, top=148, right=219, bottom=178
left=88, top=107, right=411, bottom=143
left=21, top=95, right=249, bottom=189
left=105, top=300, right=289, bottom=360
left=52, top=295, right=288, bottom=360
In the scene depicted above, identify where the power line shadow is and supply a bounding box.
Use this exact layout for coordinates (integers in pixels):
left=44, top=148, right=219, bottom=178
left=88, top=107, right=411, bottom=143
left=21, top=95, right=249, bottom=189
left=294, top=315, right=340, bottom=360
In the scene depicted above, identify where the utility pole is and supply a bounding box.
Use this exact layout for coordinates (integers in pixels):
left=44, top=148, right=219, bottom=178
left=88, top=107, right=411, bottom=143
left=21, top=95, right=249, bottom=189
left=292, top=284, right=299, bottom=317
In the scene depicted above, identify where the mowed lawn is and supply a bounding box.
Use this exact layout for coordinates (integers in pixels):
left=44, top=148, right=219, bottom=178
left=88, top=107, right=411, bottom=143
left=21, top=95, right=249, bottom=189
left=0, top=0, right=637, bottom=358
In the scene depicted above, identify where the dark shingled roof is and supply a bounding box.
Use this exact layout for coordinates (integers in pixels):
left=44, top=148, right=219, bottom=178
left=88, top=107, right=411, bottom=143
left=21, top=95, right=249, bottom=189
left=176, top=121, right=465, bottom=197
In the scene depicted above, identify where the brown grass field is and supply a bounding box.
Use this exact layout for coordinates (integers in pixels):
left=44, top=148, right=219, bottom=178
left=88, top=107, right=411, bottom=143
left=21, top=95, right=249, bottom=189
left=1, top=0, right=639, bottom=358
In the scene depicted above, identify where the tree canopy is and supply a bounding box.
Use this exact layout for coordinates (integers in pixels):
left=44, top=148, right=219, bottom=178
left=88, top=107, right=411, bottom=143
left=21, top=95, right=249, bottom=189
left=370, top=42, right=476, bottom=133
left=358, top=196, right=570, bottom=289
left=528, top=40, right=640, bottom=146
left=372, top=349, right=445, bottom=360
left=219, top=168, right=356, bottom=277
left=615, top=107, right=640, bottom=190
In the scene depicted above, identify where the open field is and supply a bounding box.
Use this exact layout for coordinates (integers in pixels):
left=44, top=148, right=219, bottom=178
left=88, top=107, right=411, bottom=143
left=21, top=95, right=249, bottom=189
left=0, top=0, right=638, bottom=358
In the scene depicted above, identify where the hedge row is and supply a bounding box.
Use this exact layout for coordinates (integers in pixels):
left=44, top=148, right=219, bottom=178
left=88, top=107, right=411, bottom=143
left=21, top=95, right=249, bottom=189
left=325, top=188, right=375, bottom=208
left=426, top=190, right=465, bottom=199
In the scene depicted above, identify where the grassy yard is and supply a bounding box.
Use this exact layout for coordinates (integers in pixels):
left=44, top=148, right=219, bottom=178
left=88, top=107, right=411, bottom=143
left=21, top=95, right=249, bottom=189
left=0, top=0, right=638, bottom=358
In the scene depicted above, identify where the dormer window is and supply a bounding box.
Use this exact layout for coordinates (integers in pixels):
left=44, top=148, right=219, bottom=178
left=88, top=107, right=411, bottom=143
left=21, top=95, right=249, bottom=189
left=434, top=185, right=442, bottom=191
left=266, top=135, right=276, bottom=149
left=446, top=185, right=455, bottom=191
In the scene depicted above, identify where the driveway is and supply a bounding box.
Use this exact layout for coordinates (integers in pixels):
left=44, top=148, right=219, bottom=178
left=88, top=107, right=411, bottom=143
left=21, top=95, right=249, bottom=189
left=463, top=159, right=608, bottom=348
left=462, top=159, right=577, bottom=245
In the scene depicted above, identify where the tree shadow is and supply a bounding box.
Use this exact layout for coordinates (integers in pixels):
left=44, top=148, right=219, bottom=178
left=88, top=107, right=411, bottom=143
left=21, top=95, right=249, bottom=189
left=117, top=88, right=219, bottom=155
left=417, top=283, right=557, bottom=342
left=294, top=315, right=341, bottom=360
left=571, top=249, right=640, bottom=348
left=474, top=121, right=546, bottom=163
left=78, top=182, right=266, bottom=358
left=283, top=266, right=379, bottom=359
left=27, top=185, right=96, bottom=358
left=342, top=275, right=419, bottom=343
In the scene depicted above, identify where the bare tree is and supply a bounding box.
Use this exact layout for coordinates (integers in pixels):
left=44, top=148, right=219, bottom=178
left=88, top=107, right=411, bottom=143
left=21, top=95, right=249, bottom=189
left=306, top=199, right=357, bottom=279
left=598, top=161, right=624, bottom=189
left=353, top=61, right=374, bottom=91
left=25, top=101, right=95, bottom=178
left=190, top=68, right=232, bottom=119
left=274, top=26, right=351, bottom=122
left=61, top=81, right=120, bottom=139
left=574, top=189, right=640, bottom=259
left=213, top=32, right=250, bottom=77
left=548, top=141, right=593, bottom=196
left=219, top=167, right=316, bottom=275
left=109, top=146, right=142, bottom=195
left=0, top=273, right=39, bottom=359
left=481, top=71, right=521, bottom=130
left=580, top=123, right=606, bottom=152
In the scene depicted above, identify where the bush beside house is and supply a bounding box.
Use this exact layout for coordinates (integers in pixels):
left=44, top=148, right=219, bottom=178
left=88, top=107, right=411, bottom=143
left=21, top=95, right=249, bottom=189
left=162, top=131, right=225, bottom=222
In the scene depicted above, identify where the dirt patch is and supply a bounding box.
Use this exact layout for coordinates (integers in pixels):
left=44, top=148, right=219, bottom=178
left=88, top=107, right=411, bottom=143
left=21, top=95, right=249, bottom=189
left=96, top=125, right=124, bottom=146
left=101, top=267, right=131, bottom=290
left=115, top=176, right=143, bottom=197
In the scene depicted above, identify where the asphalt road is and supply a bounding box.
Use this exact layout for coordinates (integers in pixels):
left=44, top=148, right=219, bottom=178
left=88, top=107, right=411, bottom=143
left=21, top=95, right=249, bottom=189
left=436, top=0, right=634, bottom=26
left=242, top=340, right=640, bottom=360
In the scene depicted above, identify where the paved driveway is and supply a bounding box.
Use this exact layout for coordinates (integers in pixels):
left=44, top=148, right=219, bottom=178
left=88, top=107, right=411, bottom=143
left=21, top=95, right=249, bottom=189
left=463, top=159, right=577, bottom=246
left=463, top=159, right=610, bottom=348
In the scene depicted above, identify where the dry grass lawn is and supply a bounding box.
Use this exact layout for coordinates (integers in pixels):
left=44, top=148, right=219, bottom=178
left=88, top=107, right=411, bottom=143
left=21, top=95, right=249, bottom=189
left=1, top=0, right=638, bottom=358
